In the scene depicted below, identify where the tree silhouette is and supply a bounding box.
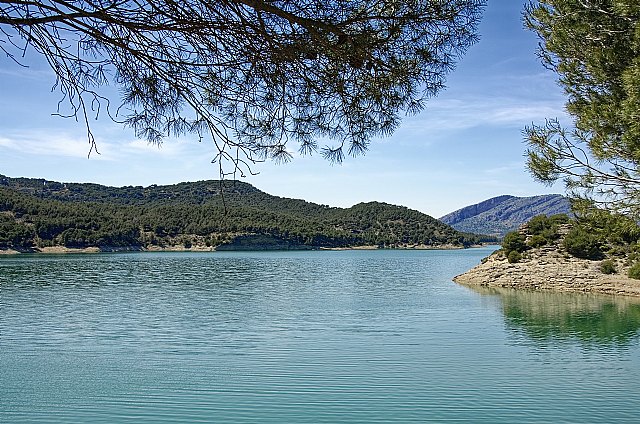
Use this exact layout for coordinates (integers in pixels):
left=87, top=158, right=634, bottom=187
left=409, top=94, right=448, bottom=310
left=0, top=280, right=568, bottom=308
left=1, top=0, right=485, bottom=174
left=524, top=0, right=640, bottom=215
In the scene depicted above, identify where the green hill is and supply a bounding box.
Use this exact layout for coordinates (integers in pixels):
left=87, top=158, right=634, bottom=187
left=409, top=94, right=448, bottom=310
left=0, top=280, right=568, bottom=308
left=0, top=175, right=491, bottom=251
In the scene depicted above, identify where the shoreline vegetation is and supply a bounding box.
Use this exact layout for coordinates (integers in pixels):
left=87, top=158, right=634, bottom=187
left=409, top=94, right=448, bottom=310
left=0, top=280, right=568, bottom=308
left=0, top=243, right=477, bottom=255
left=455, top=214, right=640, bottom=298
left=454, top=248, right=640, bottom=298
left=0, top=175, right=494, bottom=254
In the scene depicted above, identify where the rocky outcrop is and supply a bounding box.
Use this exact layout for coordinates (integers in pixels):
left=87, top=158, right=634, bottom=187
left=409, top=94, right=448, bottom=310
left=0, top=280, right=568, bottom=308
left=440, top=195, right=515, bottom=225
left=440, top=194, right=571, bottom=237
left=454, top=234, right=640, bottom=297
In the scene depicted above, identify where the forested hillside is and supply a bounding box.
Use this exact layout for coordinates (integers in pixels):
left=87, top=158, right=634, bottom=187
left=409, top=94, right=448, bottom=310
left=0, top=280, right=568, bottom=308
left=440, top=194, right=571, bottom=237
left=0, top=175, right=491, bottom=251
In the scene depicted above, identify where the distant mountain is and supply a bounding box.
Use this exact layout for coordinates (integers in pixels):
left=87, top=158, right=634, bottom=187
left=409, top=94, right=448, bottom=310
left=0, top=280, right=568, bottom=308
left=440, top=194, right=572, bottom=237
left=0, top=175, right=493, bottom=252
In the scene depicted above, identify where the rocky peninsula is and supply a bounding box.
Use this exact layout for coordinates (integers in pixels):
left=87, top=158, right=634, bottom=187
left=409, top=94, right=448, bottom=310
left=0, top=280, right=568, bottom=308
left=454, top=220, right=640, bottom=297
left=454, top=247, right=640, bottom=297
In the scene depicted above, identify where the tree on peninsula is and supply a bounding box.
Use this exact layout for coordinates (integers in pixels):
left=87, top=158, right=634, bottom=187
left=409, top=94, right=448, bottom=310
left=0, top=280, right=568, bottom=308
left=523, top=0, right=640, bottom=216
left=0, top=0, right=485, bottom=174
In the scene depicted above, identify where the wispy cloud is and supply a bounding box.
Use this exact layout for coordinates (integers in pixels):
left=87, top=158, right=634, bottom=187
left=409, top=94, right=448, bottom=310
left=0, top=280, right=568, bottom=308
left=482, top=161, right=527, bottom=176
left=455, top=98, right=561, bottom=127
left=123, top=139, right=185, bottom=156
left=398, top=96, right=567, bottom=137
left=0, top=131, right=114, bottom=160
left=0, top=66, right=53, bottom=81
left=0, top=128, right=215, bottom=163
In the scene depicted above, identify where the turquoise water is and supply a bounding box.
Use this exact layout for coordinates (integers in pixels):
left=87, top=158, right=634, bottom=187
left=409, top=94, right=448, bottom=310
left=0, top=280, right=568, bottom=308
left=1, top=247, right=639, bottom=423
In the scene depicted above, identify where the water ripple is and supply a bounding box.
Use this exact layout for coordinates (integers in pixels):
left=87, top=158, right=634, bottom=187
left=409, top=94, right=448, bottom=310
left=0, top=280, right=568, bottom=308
left=1, top=249, right=639, bottom=423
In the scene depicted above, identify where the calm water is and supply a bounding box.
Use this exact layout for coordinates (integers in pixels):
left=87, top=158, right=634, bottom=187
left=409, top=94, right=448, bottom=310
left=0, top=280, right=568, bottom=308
left=1, top=247, right=639, bottom=423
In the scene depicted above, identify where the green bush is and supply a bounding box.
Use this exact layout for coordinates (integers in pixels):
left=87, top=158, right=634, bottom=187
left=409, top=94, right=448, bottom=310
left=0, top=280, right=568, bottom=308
left=527, top=234, right=548, bottom=248
left=526, top=215, right=547, bottom=233
left=563, top=227, right=603, bottom=260
left=628, top=243, right=640, bottom=263
left=528, top=214, right=570, bottom=236
left=522, top=214, right=573, bottom=249
left=599, top=259, right=617, bottom=275
left=507, top=250, right=522, bottom=263
left=628, top=262, right=640, bottom=279
left=502, top=231, right=526, bottom=253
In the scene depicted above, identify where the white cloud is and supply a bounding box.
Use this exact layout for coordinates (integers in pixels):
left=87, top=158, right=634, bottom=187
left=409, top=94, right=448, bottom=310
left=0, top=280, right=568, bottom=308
left=0, top=66, right=53, bottom=81
left=123, top=139, right=181, bottom=155
left=488, top=104, right=561, bottom=124
left=0, top=137, right=12, bottom=148
left=0, top=128, right=215, bottom=163
left=0, top=131, right=115, bottom=160
left=482, top=161, right=527, bottom=176
left=403, top=97, right=566, bottom=133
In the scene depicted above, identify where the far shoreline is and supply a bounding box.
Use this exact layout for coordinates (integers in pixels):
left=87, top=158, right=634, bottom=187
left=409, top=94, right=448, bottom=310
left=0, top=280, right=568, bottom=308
left=0, top=243, right=487, bottom=255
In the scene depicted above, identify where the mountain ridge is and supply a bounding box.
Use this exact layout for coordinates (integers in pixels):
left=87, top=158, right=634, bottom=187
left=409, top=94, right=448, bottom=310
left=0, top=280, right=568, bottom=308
left=440, top=194, right=572, bottom=237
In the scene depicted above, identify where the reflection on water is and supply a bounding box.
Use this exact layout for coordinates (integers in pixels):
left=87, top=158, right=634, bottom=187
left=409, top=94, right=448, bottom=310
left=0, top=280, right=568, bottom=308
left=470, top=286, right=640, bottom=346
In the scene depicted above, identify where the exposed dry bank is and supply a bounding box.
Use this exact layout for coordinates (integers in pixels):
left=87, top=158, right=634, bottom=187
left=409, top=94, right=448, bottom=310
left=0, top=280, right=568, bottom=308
left=454, top=247, right=640, bottom=297
left=454, top=218, right=640, bottom=297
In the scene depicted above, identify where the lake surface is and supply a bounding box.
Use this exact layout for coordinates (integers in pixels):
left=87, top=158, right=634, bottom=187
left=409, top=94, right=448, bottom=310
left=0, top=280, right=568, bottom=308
left=1, top=247, right=640, bottom=423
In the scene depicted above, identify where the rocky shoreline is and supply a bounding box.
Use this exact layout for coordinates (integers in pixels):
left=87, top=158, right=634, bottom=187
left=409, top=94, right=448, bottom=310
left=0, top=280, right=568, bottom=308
left=454, top=245, right=640, bottom=297
left=0, top=242, right=472, bottom=255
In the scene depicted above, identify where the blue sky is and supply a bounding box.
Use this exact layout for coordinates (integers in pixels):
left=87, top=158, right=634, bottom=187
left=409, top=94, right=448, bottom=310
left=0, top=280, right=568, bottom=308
left=0, top=1, right=566, bottom=217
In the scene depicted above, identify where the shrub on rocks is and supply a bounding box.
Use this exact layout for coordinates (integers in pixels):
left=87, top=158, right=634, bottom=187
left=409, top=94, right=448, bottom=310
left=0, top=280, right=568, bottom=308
left=599, top=259, right=617, bottom=275
left=628, top=262, right=640, bottom=279
left=527, top=214, right=570, bottom=244
left=563, top=227, right=603, bottom=260
left=527, top=234, right=548, bottom=249
left=507, top=250, right=522, bottom=263
left=503, top=231, right=526, bottom=253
